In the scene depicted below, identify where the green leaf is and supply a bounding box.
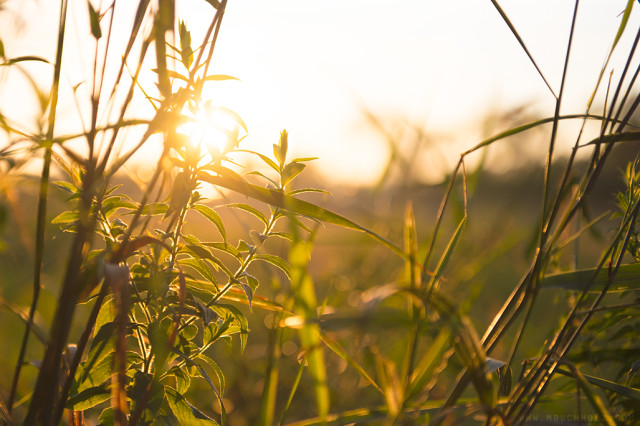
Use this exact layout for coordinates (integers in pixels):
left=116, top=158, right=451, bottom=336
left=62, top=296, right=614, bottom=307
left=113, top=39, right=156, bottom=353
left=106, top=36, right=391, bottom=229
left=203, top=242, right=242, bottom=259
left=166, top=387, right=218, bottom=425
left=192, top=204, right=226, bottom=241
left=281, top=162, right=305, bottom=187
left=275, top=129, right=288, bottom=167
left=204, top=74, right=239, bottom=82
left=98, top=407, right=114, bottom=425
left=192, top=296, right=218, bottom=326
left=238, top=150, right=280, bottom=173
left=541, top=263, right=640, bottom=292
left=1, top=55, right=49, bottom=66
left=196, top=353, right=226, bottom=395
left=178, top=20, right=193, bottom=69
left=51, top=210, right=79, bottom=224
left=199, top=172, right=405, bottom=257
left=53, top=181, right=79, bottom=194
left=240, top=273, right=259, bottom=308
left=94, top=297, right=115, bottom=339
left=169, top=366, right=191, bottom=394
left=464, top=114, right=612, bottom=156
left=291, top=157, right=319, bottom=163
left=129, top=371, right=165, bottom=421
left=489, top=0, right=556, bottom=97
left=88, top=2, right=102, bottom=39
left=255, top=254, right=291, bottom=280
left=126, top=202, right=169, bottom=216
left=613, top=0, right=635, bottom=51
left=289, top=235, right=329, bottom=420
left=65, top=386, right=110, bottom=410
left=214, top=303, right=249, bottom=353
left=406, top=327, right=452, bottom=401
left=556, top=367, right=616, bottom=426
left=0, top=39, right=4, bottom=58
left=426, top=217, right=467, bottom=290
left=179, top=257, right=217, bottom=285
left=75, top=353, right=113, bottom=393
left=223, top=203, right=268, bottom=227
left=246, top=170, right=280, bottom=188
left=556, top=367, right=640, bottom=401
left=288, top=188, right=331, bottom=197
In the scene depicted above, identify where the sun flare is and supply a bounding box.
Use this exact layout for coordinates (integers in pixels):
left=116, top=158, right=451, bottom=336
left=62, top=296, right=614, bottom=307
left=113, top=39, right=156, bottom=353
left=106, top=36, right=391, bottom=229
left=179, top=100, right=245, bottom=164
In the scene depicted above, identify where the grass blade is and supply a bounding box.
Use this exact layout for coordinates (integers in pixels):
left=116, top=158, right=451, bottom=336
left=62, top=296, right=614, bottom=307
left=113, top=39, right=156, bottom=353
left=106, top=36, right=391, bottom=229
left=557, top=367, right=640, bottom=401
left=289, top=233, right=329, bottom=420
left=490, top=0, right=557, bottom=98
left=541, top=263, right=640, bottom=292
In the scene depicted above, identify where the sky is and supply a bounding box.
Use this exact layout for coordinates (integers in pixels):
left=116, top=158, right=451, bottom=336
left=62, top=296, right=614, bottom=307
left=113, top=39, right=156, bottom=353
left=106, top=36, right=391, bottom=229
left=1, top=1, right=640, bottom=186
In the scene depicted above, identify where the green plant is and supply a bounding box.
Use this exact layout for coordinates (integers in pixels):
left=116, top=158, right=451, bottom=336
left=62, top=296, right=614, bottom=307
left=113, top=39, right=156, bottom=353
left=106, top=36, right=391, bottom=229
left=2, top=1, right=640, bottom=425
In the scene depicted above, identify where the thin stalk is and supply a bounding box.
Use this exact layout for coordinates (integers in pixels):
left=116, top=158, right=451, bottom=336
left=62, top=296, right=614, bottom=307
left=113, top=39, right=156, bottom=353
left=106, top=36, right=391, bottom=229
left=422, top=159, right=463, bottom=274
left=52, top=283, right=109, bottom=424
left=540, top=0, right=579, bottom=245
left=258, top=313, right=283, bottom=426
left=8, top=0, right=68, bottom=412
left=603, top=26, right=640, bottom=135
left=490, top=0, right=557, bottom=99
left=509, top=197, right=640, bottom=422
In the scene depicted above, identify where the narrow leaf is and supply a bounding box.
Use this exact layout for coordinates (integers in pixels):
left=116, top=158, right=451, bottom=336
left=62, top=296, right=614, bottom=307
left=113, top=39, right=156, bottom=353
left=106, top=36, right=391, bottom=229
left=541, top=263, right=640, bottom=292
left=223, top=203, right=268, bottom=227
left=1, top=55, right=50, bottom=66
left=65, top=386, right=110, bottom=410
left=165, top=387, right=218, bottom=425
left=204, top=74, right=239, bottom=82
left=192, top=204, right=226, bottom=241
left=255, top=254, right=291, bottom=280
left=88, top=2, right=102, bottom=39
left=198, top=172, right=405, bottom=257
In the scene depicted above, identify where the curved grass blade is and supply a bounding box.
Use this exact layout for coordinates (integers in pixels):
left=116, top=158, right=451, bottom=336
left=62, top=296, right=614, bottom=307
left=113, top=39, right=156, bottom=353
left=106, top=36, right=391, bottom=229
left=463, top=114, right=615, bottom=156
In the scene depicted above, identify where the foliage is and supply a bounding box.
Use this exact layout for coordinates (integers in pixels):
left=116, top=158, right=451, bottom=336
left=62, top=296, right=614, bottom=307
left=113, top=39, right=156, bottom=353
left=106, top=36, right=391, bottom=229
left=0, top=1, right=640, bottom=426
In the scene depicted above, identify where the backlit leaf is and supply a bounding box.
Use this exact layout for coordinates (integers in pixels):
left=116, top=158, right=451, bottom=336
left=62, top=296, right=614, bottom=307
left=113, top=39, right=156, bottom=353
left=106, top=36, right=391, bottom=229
left=199, top=172, right=405, bottom=257
left=192, top=204, right=226, bottom=241
left=223, top=203, right=268, bottom=227
left=179, top=257, right=217, bottom=285
left=204, top=74, right=239, bottom=82
left=65, top=386, right=110, bottom=410
left=281, top=162, right=305, bottom=187
left=166, top=387, right=218, bottom=425
left=51, top=210, right=79, bottom=224
left=255, top=254, right=291, bottom=280
left=1, top=55, right=49, bottom=66
left=88, top=2, right=102, bottom=39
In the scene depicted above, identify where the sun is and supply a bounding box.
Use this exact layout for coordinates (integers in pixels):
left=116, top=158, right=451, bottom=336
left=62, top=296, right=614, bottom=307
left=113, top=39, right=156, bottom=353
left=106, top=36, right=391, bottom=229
left=179, top=99, right=246, bottom=165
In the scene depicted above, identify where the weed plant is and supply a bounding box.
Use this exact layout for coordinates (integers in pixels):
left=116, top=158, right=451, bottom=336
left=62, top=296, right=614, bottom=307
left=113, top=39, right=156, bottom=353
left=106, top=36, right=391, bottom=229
left=0, top=1, right=640, bottom=425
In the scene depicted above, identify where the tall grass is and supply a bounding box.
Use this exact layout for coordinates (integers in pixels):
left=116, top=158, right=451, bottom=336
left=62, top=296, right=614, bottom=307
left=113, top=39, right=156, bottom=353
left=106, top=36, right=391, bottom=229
left=0, top=1, right=640, bottom=425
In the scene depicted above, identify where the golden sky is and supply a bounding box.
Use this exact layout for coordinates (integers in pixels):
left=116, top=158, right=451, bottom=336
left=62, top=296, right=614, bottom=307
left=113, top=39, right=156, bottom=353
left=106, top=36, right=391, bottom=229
left=1, top=1, right=639, bottom=185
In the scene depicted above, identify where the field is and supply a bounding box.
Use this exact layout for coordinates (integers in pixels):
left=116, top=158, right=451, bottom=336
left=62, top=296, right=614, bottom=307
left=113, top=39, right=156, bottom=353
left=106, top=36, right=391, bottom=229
left=1, top=1, right=640, bottom=425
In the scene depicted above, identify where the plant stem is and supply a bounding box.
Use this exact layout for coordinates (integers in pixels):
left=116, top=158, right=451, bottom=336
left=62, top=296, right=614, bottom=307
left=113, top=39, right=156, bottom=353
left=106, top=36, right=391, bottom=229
left=8, top=0, right=68, bottom=414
